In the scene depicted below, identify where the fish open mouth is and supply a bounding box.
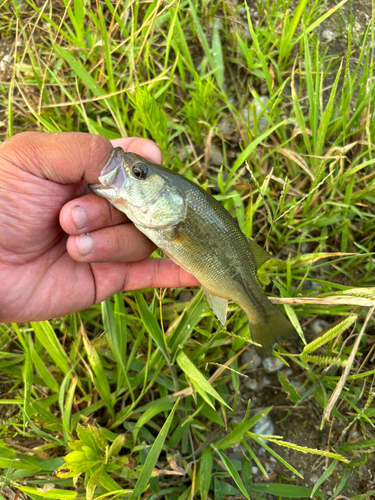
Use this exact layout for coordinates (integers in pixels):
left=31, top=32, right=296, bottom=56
left=89, top=147, right=128, bottom=194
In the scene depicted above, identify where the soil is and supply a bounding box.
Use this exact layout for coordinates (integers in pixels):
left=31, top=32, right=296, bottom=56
left=233, top=345, right=375, bottom=498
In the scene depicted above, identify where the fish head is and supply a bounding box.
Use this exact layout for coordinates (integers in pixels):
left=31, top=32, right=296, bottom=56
left=89, top=148, right=186, bottom=229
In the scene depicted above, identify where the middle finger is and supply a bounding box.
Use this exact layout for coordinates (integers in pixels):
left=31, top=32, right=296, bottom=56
left=66, top=222, right=156, bottom=263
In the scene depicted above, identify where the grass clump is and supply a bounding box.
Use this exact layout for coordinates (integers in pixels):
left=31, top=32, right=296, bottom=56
left=1, top=0, right=375, bottom=499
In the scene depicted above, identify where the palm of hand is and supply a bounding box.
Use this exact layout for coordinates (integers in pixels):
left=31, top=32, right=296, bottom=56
left=0, top=164, right=93, bottom=321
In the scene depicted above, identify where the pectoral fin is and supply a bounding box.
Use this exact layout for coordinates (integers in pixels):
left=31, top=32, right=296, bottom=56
left=247, top=239, right=271, bottom=269
left=163, top=230, right=209, bottom=274
left=204, top=289, right=228, bottom=325
left=163, top=251, right=193, bottom=274
left=172, top=230, right=209, bottom=252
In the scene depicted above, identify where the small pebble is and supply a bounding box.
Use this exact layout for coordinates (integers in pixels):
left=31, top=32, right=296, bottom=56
left=244, top=377, right=258, bottom=391
left=176, top=144, right=193, bottom=162
left=262, top=356, right=284, bottom=373
left=217, top=118, right=232, bottom=135
left=241, top=347, right=261, bottom=370
left=210, top=144, right=224, bottom=166
left=303, top=281, right=321, bottom=291
left=310, top=473, right=319, bottom=484
left=282, top=368, right=293, bottom=377
left=252, top=414, right=274, bottom=443
left=300, top=242, right=311, bottom=254
left=262, top=375, right=271, bottom=386
left=310, top=319, right=329, bottom=335
left=290, top=379, right=302, bottom=391
left=225, top=442, right=244, bottom=461
left=265, top=462, right=274, bottom=475
left=241, top=96, right=270, bottom=133
left=322, top=29, right=335, bottom=40
left=0, top=53, right=12, bottom=72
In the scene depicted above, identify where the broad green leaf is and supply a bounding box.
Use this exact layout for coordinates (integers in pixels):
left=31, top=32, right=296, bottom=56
left=77, top=424, right=108, bottom=456
left=108, top=435, right=126, bottom=459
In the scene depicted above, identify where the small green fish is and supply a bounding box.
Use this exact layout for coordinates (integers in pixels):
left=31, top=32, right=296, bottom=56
left=89, top=148, right=296, bottom=357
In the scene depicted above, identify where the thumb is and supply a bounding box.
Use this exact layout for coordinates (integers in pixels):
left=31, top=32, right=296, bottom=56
left=0, top=131, right=113, bottom=185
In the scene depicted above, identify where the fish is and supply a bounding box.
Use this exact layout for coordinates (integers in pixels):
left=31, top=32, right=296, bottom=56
left=89, top=148, right=297, bottom=357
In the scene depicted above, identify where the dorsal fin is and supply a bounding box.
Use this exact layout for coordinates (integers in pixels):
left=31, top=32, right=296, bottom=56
left=247, top=239, right=271, bottom=269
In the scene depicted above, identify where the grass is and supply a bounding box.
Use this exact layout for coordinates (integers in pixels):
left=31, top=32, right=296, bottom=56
left=1, top=0, right=375, bottom=498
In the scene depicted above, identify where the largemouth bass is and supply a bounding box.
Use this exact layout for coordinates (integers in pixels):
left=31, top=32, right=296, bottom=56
left=89, top=148, right=296, bottom=357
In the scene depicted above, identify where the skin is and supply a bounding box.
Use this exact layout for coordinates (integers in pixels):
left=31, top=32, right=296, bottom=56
left=0, top=131, right=199, bottom=323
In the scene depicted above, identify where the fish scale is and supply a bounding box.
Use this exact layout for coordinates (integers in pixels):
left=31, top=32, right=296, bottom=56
left=90, top=148, right=297, bottom=357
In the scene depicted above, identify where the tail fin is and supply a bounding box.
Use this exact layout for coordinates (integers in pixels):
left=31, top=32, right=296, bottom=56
left=249, top=305, right=297, bottom=358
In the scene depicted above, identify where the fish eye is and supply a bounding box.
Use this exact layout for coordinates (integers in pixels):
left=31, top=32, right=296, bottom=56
left=132, top=163, right=148, bottom=179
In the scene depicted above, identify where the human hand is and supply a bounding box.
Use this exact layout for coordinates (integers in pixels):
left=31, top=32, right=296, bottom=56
left=0, top=132, right=199, bottom=323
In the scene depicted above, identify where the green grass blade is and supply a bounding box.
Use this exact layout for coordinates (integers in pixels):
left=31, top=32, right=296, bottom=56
left=187, top=0, right=218, bottom=86
left=215, top=449, right=250, bottom=500
left=14, top=485, right=77, bottom=499
left=54, top=45, right=106, bottom=98
left=31, top=322, right=70, bottom=376
left=199, top=446, right=213, bottom=500
left=81, top=325, right=114, bottom=417
left=29, top=340, right=59, bottom=393
left=134, top=290, right=170, bottom=362
left=168, top=288, right=207, bottom=359
left=310, top=459, right=339, bottom=498
left=129, top=399, right=179, bottom=500
left=211, top=19, right=224, bottom=88
left=249, top=483, right=324, bottom=498
left=244, top=3, right=273, bottom=93
left=224, top=120, right=286, bottom=191
left=132, top=400, right=174, bottom=444
left=249, top=434, right=304, bottom=478
left=279, top=0, right=308, bottom=62
left=295, top=0, right=349, bottom=43
left=216, top=407, right=273, bottom=450
left=177, top=351, right=230, bottom=409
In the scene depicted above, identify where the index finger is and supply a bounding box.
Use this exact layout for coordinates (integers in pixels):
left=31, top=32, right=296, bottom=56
left=0, top=132, right=162, bottom=185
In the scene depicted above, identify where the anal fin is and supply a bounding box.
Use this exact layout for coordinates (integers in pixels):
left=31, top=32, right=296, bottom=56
left=204, top=289, right=228, bottom=325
